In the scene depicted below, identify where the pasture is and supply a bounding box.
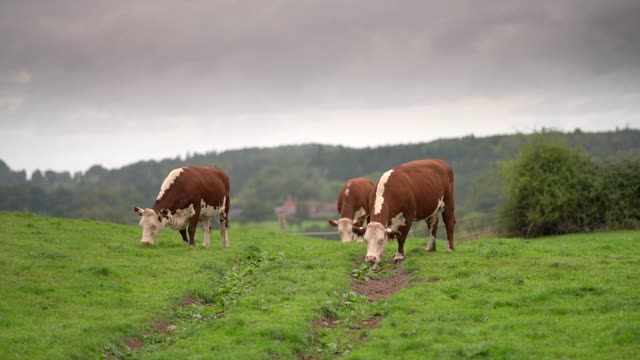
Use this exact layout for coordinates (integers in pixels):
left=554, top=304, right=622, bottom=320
left=0, top=212, right=638, bottom=359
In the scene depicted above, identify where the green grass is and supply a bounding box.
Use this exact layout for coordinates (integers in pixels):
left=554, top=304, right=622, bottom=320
left=241, top=219, right=334, bottom=233
left=0, top=212, right=639, bottom=359
left=345, top=234, right=640, bottom=360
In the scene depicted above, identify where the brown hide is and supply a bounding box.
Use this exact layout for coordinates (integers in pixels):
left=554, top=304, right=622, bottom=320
left=152, top=167, right=229, bottom=216
left=152, top=166, right=230, bottom=245
left=336, top=177, right=375, bottom=225
left=369, top=159, right=455, bottom=257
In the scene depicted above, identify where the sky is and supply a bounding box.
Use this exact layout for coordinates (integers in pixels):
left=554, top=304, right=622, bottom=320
left=1, top=0, right=639, bottom=175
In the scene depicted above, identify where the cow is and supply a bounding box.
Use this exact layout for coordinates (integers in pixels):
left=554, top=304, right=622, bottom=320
left=328, top=177, right=375, bottom=242
left=353, top=159, right=455, bottom=264
left=134, top=166, right=230, bottom=247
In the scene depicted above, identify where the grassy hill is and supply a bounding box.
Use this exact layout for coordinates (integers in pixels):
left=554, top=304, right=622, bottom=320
left=0, top=212, right=638, bottom=359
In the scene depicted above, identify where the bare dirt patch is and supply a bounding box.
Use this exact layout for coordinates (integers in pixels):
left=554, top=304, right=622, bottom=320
left=354, top=315, right=382, bottom=330
left=124, top=337, right=143, bottom=351
left=180, top=294, right=199, bottom=306
left=353, top=270, right=410, bottom=301
left=311, top=316, right=337, bottom=330
left=349, top=316, right=384, bottom=348
left=153, top=320, right=172, bottom=335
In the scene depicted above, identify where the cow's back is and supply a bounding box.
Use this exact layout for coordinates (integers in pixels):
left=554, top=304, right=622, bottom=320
left=182, top=167, right=229, bottom=201
left=338, top=177, right=374, bottom=219
left=154, top=166, right=229, bottom=212
left=397, top=159, right=453, bottom=219
left=372, top=159, right=453, bottom=222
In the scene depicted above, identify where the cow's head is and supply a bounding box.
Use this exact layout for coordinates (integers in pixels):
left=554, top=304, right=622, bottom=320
left=134, top=207, right=167, bottom=245
left=353, top=222, right=401, bottom=264
left=328, top=218, right=357, bottom=242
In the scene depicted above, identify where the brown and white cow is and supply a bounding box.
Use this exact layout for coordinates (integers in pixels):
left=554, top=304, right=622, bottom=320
left=134, top=166, right=230, bottom=247
left=328, top=177, right=375, bottom=242
left=353, top=159, right=455, bottom=264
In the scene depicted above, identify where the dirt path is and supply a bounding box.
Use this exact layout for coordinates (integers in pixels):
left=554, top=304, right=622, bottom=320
left=302, top=263, right=411, bottom=359
left=353, top=268, right=410, bottom=301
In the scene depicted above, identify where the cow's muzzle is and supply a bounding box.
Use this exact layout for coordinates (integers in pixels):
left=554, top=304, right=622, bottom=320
left=366, top=255, right=379, bottom=264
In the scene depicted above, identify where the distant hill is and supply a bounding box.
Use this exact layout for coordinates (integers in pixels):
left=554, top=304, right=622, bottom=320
left=1, top=129, right=639, bottom=224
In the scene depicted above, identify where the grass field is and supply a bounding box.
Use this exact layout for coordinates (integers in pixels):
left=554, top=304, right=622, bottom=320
left=241, top=220, right=335, bottom=234
left=0, top=212, right=638, bottom=359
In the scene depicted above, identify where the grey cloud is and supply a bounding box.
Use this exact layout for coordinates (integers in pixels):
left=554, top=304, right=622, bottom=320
left=1, top=0, right=639, bottom=131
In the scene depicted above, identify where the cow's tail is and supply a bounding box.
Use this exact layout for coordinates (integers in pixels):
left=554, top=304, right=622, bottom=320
left=223, top=192, right=231, bottom=229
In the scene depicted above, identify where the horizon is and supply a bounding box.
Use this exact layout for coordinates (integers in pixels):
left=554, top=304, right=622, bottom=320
left=2, top=127, right=636, bottom=176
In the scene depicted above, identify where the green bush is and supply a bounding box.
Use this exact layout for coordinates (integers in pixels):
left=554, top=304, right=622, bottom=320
left=597, top=158, right=640, bottom=229
left=499, top=138, right=640, bottom=237
left=499, top=139, right=596, bottom=237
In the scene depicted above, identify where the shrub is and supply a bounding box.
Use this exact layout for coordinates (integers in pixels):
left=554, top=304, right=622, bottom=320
left=498, top=138, right=599, bottom=237
left=499, top=136, right=640, bottom=237
left=597, top=158, right=640, bottom=229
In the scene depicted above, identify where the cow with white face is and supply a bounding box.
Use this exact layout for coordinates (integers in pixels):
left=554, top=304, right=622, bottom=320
left=353, top=159, right=456, bottom=264
left=135, top=208, right=165, bottom=244
left=134, top=166, right=230, bottom=247
left=329, top=177, right=374, bottom=242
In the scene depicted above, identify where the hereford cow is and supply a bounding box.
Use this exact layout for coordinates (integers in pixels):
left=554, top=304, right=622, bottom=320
left=353, top=159, right=455, bottom=264
left=134, top=166, right=230, bottom=247
left=328, top=177, right=375, bottom=242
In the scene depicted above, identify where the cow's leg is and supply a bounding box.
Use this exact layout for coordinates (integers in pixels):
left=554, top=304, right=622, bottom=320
left=187, top=216, right=199, bottom=246
left=443, top=208, right=456, bottom=252
left=202, top=218, right=212, bottom=247
left=354, top=218, right=365, bottom=242
left=220, top=205, right=230, bottom=248
left=426, top=216, right=439, bottom=252
left=220, top=221, right=229, bottom=248
left=361, top=215, right=371, bottom=242
left=394, top=226, right=411, bottom=263
left=179, top=229, right=189, bottom=245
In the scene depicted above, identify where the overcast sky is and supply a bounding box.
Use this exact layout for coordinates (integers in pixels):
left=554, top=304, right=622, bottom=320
left=1, top=0, right=639, bottom=175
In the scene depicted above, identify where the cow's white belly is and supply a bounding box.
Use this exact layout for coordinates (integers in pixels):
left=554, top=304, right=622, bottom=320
left=165, top=198, right=226, bottom=230
left=166, top=204, right=195, bottom=230
left=200, top=198, right=223, bottom=220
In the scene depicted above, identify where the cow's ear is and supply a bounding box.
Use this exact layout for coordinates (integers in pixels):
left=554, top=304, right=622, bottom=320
left=352, top=226, right=366, bottom=236
left=328, top=219, right=338, bottom=227
left=134, top=207, right=144, bottom=216
left=386, top=229, right=401, bottom=239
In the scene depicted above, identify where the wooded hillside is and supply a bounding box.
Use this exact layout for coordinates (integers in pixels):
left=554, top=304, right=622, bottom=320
left=1, top=129, right=638, bottom=225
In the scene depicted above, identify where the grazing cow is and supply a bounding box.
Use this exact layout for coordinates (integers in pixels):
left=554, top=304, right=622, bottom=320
left=134, top=166, right=230, bottom=247
left=353, top=159, right=455, bottom=264
left=328, top=177, right=375, bottom=242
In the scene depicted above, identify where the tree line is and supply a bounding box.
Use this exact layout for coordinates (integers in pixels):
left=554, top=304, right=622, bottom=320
left=1, top=128, right=639, bottom=228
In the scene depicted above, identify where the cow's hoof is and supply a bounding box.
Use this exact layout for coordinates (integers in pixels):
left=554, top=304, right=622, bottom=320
left=426, top=247, right=436, bottom=252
